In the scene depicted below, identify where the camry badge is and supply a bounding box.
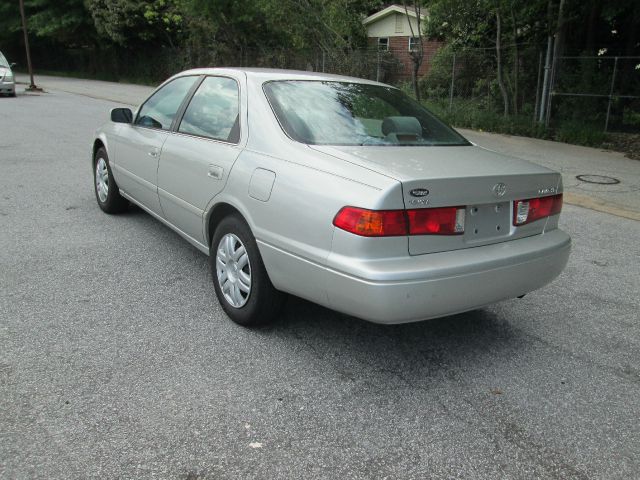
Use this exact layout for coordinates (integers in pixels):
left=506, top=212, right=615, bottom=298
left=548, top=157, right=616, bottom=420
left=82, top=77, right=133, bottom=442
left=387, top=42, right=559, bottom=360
left=410, top=188, right=430, bottom=197
left=492, top=183, right=507, bottom=197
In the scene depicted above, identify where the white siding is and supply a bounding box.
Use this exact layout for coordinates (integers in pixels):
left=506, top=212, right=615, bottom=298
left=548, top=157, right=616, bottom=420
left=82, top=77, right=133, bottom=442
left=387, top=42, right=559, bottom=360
left=366, top=13, right=421, bottom=38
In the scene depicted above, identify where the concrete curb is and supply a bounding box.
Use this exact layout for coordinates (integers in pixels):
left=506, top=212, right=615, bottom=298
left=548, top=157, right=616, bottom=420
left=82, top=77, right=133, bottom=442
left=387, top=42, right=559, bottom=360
left=564, top=192, right=640, bottom=221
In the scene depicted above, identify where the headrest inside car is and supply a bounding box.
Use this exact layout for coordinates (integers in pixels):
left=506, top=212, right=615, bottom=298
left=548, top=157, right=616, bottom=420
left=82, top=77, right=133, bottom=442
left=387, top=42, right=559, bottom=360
left=381, top=116, right=422, bottom=137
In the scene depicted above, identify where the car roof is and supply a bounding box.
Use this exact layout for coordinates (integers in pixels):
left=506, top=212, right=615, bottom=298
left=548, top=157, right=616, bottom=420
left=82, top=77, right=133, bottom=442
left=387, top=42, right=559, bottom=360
left=176, top=67, right=389, bottom=87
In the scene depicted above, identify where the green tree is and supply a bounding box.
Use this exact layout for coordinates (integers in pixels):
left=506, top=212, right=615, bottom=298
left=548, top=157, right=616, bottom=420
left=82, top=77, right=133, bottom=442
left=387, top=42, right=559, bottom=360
left=86, top=0, right=184, bottom=47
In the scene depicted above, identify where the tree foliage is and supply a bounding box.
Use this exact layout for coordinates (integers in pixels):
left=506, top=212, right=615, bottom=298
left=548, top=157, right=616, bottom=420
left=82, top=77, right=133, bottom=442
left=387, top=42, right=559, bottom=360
left=0, top=0, right=637, bottom=89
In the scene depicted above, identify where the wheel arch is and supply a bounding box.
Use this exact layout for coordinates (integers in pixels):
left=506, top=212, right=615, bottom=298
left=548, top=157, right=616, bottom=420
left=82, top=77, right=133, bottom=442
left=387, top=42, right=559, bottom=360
left=205, top=201, right=248, bottom=249
left=92, top=135, right=109, bottom=164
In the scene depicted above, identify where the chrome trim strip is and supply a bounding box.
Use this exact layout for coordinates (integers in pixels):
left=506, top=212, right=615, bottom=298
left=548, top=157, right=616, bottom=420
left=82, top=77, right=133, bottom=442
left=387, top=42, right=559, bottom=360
left=111, top=163, right=157, bottom=191
left=157, top=187, right=204, bottom=217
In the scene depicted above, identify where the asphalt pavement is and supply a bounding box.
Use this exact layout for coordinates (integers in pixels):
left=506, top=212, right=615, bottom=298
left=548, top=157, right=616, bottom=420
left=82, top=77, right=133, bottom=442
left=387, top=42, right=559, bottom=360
left=1, top=80, right=639, bottom=479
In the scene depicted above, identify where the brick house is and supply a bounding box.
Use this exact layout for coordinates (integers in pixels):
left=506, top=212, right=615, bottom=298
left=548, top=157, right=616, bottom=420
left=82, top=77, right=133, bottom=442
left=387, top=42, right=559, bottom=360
left=363, top=4, right=443, bottom=81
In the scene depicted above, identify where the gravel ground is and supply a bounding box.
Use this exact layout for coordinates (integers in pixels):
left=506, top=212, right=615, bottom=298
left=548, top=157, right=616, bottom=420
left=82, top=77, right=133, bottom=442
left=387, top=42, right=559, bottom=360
left=1, top=87, right=639, bottom=479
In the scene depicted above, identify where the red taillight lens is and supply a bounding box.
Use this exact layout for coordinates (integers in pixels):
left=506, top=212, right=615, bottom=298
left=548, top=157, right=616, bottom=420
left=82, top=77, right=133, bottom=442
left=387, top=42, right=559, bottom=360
left=333, top=207, right=408, bottom=237
left=333, top=206, right=466, bottom=237
left=513, top=194, right=563, bottom=226
left=407, top=207, right=465, bottom=235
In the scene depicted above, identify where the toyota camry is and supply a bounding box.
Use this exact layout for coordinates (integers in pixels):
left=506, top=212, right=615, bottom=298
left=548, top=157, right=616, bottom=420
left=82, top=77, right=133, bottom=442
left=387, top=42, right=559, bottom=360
left=92, top=68, right=571, bottom=326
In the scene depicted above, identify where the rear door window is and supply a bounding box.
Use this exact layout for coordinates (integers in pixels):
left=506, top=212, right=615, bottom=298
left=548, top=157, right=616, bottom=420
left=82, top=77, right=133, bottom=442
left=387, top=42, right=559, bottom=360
left=178, top=76, right=240, bottom=143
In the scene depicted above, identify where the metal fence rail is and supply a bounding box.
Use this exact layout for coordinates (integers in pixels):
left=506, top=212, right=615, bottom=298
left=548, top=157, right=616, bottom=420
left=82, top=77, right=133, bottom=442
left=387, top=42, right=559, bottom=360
left=32, top=44, right=640, bottom=134
left=550, top=56, right=640, bottom=132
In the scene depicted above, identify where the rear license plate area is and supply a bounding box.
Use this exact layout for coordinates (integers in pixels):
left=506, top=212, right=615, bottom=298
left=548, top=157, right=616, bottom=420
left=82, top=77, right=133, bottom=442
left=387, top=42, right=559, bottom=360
left=465, top=201, right=510, bottom=242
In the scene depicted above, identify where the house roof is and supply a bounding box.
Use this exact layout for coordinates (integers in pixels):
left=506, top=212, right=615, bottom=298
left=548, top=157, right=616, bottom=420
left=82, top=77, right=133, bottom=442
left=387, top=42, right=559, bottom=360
left=362, top=4, right=425, bottom=26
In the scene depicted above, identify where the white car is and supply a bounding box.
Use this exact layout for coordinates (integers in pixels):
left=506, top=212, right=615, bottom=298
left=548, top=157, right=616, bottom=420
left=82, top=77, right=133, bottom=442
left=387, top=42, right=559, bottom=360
left=92, top=68, right=570, bottom=326
left=0, top=51, right=16, bottom=97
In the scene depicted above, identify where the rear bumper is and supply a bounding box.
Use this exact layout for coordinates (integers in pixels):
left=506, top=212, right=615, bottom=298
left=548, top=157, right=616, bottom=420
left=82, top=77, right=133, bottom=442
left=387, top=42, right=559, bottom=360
left=324, top=229, right=571, bottom=323
left=0, top=80, right=15, bottom=94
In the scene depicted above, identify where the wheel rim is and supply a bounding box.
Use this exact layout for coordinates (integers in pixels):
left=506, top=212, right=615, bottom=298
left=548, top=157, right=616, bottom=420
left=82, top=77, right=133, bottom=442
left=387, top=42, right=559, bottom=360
left=95, top=157, right=109, bottom=202
left=216, top=233, right=252, bottom=308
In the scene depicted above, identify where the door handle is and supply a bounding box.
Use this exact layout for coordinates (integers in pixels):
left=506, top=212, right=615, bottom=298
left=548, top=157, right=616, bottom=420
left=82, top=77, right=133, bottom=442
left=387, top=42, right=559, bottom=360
left=208, top=164, right=224, bottom=180
left=148, top=148, right=159, bottom=158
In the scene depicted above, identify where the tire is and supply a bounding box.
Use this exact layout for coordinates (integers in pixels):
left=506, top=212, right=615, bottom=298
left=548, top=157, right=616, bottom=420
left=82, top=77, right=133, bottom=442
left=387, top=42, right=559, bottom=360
left=93, top=147, right=128, bottom=214
left=210, top=214, right=285, bottom=326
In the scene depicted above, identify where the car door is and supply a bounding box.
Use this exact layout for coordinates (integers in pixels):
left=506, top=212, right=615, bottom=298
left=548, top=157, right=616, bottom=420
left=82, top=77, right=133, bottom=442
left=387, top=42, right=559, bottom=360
left=157, top=76, right=243, bottom=245
left=111, top=75, right=199, bottom=215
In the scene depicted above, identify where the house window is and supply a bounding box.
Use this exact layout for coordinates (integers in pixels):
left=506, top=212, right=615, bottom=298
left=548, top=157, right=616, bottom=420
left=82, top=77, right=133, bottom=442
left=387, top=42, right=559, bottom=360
left=395, top=14, right=403, bottom=33
left=409, top=37, right=420, bottom=51
left=378, top=37, right=389, bottom=51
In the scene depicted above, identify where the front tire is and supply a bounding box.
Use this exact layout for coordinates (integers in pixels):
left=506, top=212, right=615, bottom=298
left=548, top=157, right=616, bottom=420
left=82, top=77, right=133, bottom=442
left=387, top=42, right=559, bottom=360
left=210, top=215, right=285, bottom=326
left=93, top=147, right=128, bottom=214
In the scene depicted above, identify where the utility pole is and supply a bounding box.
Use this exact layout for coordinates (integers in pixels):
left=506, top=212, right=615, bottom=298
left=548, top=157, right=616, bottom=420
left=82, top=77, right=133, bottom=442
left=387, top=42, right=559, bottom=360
left=19, top=0, right=42, bottom=92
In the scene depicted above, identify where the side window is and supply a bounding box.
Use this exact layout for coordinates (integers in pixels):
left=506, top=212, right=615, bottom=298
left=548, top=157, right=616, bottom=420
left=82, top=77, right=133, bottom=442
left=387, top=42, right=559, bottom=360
left=135, top=76, right=197, bottom=130
left=178, top=76, right=240, bottom=143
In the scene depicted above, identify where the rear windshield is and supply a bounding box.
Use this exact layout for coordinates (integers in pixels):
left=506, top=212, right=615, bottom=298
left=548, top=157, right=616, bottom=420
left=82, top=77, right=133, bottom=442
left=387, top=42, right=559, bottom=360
left=263, top=80, right=469, bottom=147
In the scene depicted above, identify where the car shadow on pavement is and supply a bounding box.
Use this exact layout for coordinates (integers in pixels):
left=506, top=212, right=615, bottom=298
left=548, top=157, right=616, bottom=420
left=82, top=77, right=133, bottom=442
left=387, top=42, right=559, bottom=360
left=258, top=295, right=527, bottom=389
left=107, top=203, right=529, bottom=383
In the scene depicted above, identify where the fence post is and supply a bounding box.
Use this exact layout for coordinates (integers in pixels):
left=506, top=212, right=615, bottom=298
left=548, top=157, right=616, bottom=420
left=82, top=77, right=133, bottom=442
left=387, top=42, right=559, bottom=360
left=449, top=53, right=456, bottom=112
left=539, top=36, right=553, bottom=123
left=604, top=56, right=618, bottom=133
left=322, top=49, right=326, bottom=73
left=533, top=51, right=542, bottom=123
left=376, top=50, right=381, bottom=82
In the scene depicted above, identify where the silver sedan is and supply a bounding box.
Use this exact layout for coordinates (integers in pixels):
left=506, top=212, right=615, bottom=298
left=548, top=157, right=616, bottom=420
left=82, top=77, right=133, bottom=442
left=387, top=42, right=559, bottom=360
left=92, top=68, right=571, bottom=326
left=0, top=51, right=16, bottom=97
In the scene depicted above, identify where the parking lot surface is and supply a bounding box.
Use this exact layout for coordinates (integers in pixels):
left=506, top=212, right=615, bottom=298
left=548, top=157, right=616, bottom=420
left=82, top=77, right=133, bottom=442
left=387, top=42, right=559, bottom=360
left=1, top=83, right=639, bottom=479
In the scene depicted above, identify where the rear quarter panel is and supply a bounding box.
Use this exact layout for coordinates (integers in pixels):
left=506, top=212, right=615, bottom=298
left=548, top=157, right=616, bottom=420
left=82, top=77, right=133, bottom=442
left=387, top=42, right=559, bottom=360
left=207, top=147, right=403, bottom=307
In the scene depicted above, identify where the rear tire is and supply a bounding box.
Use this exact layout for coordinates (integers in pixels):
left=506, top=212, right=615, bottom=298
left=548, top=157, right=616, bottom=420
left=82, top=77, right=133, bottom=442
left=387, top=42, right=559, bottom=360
left=210, top=214, right=285, bottom=326
left=93, top=147, right=128, bottom=214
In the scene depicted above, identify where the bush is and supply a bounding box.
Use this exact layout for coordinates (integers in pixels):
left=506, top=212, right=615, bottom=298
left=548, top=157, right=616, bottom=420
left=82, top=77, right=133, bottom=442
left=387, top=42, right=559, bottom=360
left=423, top=97, right=608, bottom=148
left=555, top=121, right=607, bottom=146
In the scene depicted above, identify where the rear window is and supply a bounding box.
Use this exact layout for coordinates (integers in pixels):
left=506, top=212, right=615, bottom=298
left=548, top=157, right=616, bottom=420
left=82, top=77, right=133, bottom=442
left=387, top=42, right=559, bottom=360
left=263, top=80, right=469, bottom=147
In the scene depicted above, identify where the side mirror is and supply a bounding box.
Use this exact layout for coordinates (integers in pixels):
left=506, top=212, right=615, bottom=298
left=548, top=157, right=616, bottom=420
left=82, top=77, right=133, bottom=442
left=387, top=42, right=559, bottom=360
left=10, top=63, right=16, bottom=68
left=111, top=107, right=133, bottom=123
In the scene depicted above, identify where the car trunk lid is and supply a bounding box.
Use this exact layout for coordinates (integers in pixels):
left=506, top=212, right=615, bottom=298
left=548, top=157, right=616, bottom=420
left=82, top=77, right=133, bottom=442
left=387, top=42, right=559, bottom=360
left=309, top=145, right=562, bottom=254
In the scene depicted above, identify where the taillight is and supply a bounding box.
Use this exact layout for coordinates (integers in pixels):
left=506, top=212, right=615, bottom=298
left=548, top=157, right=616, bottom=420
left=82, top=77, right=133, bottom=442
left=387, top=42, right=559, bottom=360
left=333, top=206, right=465, bottom=237
left=513, top=194, right=563, bottom=226
left=333, top=207, right=408, bottom=237
left=407, top=207, right=465, bottom=235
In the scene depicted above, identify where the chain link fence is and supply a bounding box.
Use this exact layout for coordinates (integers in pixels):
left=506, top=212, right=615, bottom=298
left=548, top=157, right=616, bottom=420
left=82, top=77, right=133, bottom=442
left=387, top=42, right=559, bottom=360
left=30, top=43, right=640, bottom=134
left=551, top=56, right=640, bottom=132
left=415, top=46, right=640, bottom=135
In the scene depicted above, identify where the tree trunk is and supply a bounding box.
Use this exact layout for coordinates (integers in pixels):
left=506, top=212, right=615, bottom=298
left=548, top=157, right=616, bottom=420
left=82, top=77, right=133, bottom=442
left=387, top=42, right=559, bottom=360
left=495, top=11, right=509, bottom=117
left=511, top=5, right=519, bottom=115
left=584, top=0, right=600, bottom=54
left=412, top=60, right=421, bottom=101
left=19, top=0, right=37, bottom=89
left=403, top=1, right=423, bottom=101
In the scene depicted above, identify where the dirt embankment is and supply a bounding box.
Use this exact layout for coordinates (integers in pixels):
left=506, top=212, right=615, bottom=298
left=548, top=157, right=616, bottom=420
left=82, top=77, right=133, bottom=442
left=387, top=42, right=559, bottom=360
left=605, top=133, right=640, bottom=160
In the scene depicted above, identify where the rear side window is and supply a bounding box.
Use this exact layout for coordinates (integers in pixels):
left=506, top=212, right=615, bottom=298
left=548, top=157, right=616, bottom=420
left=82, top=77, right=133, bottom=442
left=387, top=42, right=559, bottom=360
left=135, top=76, right=197, bottom=130
left=178, top=76, right=240, bottom=143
